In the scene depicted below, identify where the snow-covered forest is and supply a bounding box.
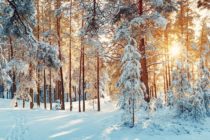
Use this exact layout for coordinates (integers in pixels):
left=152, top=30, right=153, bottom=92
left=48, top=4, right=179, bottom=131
left=0, top=0, right=209, bottom=140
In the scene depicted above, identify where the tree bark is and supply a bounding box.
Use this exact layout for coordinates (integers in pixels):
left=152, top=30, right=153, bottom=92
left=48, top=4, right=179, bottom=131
left=37, top=71, right=41, bottom=108
left=153, top=69, right=157, bottom=98
left=164, top=28, right=169, bottom=91
left=138, top=0, right=149, bottom=102
left=186, top=0, right=190, bottom=79
left=82, top=35, right=85, bottom=112
left=163, top=73, right=167, bottom=102
left=23, top=99, right=25, bottom=108
left=78, top=44, right=82, bottom=112
left=44, top=69, right=47, bottom=109
left=36, top=0, right=40, bottom=108
left=29, top=63, right=34, bottom=109
left=69, top=0, right=73, bottom=111
left=9, top=37, right=16, bottom=99
left=92, top=0, right=101, bottom=112
left=132, top=98, right=134, bottom=127
left=56, top=0, right=65, bottom=110
left=97, top=51, right=100, bottom=111
left=49, top=69, right=52, bottom=110
left=48, top=0, right=52, bottom=110
left=73, top=86, right=77, bottom=101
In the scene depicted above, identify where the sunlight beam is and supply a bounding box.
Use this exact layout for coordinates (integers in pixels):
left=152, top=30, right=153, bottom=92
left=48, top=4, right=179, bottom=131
left=169, top=42, right=181, bottom=57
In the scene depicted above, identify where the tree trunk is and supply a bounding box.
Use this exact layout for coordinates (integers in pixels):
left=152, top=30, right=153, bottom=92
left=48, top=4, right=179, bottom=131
left=9, top=37, right=16, bottom=99
left=44, top=69, right=47, bottom=109
left=48, top=0, right=52, bottom=110
left=73, top=86, right=77, bottom=101
left=165, top=20, right=171, bottom=88
left=138, top=0, right=149, bottom=102
left=165, top=65, right=169, bottom=91
left=29, top=63, right=34, bottom=109
left=163, top=73, right=167, bottom=102
left=56, top=0, right=65, bottom=110
left=49, top=69, right=52, bottom=110
left=37, top=72, right=41, bottom=108
left=97, top=51, right=100, bottom=111
left=42, top=4, right=47, bottom=110
left=30, top=89, right=34, bottom=109
left=92, top=0, right=101, bottom=112
left=23, top=99, right=25, bottom=108
left=36, top=0, right=40, bottom=108
left=54, top=88, right=56, bottom=102
left=150, top=86, right=154, bottom=98
left=69, top=0, right=73, bottom=111
left=58, top=81, right=62, bottom=103
left=132, top=98, right=135, bottom=127
left=164, top=27, right=169, bottom=91
left=186, top=0, right=190, bottom=80
left=153, top=69, right=157, bottom=98
left=82, top=35, right=85, bottom=112
left=78, top=44, right=82, bottom=112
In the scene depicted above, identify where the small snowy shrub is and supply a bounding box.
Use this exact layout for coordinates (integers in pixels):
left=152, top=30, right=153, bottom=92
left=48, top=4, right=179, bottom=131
left=204, top=90, right=210, bottom=117
left=0, top=48, right=12, bottom=93
left=172, top=62, right=207, bottom=121
left=189, top=88, right=206, bottom=121
left=149, top=97, right=163, bottom=112
left=197, top=58, right=210, bottom=116
left=53, top=100, right=61, bottom=110
left=176, top=88, right=206, bottom=121
left=149, top=98, right=157, bottom=112
left=156, top=97, right=163, bottom=109
left=167, top=89, right=174, bottom=107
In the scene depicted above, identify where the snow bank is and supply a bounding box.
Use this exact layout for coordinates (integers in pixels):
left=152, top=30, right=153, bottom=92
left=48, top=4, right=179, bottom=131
left=0, top=99, right=210, bottom=140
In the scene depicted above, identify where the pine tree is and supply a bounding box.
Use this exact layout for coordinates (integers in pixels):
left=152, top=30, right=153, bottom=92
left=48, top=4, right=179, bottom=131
left=167, top=89, right=174, bottom=107
left=190, top=87, right=206, bottom=121
left=172, top=63, right=193, bottom=116
left=197, top=57, right=210, bottom=116
left=110, top=0, right=176, bottom=102
left=56, top=0, right=65, bottom=110
left=0, top=48, right=12, bottom=98
left=171, top=61, right=207, bottom=120
left=117, top=38, right=144, bottom=127
left=0, top=0, right=60, bottom=99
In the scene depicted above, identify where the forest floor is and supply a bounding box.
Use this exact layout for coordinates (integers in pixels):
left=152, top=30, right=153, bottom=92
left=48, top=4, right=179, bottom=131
left=0, top=98, right=210, bottom=140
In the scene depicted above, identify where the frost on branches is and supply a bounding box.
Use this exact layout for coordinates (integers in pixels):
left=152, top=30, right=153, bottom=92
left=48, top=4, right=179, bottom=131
left=0, top=0, right=60, bottom=97
left=6, top=59, right=36, bottom=105
left=117, top=38, right=144, bottom=127
left=149, top=96, right=163, bottom=112
left=167, top=89, right=174, bottom=108
left=13, top=75, right=36, bottom=107
left=197, top=57, right=210, bottom=117
left=171, top=62, right=206, bottom=121
left=0, top=0, right=60, bottom=68
left=0, top=0, right=36, bottom=38
left=0, top=48, right=12, bottom=97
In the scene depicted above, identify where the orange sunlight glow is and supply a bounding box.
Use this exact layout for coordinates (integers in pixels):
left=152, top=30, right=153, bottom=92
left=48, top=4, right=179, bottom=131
left=169, top=42, right=181, bottom=57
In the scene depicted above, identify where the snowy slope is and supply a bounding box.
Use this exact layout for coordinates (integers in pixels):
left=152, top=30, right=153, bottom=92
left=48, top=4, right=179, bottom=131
left=0, top=99, right=210, bottom=140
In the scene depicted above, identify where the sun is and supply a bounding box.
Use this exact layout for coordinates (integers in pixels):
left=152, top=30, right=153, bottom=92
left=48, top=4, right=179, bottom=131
left=169, top=42, right=181, bottom=57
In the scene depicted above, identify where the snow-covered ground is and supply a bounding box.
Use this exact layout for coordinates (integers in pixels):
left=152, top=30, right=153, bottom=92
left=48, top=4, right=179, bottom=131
left=0, top=99, right=210, bottom=140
